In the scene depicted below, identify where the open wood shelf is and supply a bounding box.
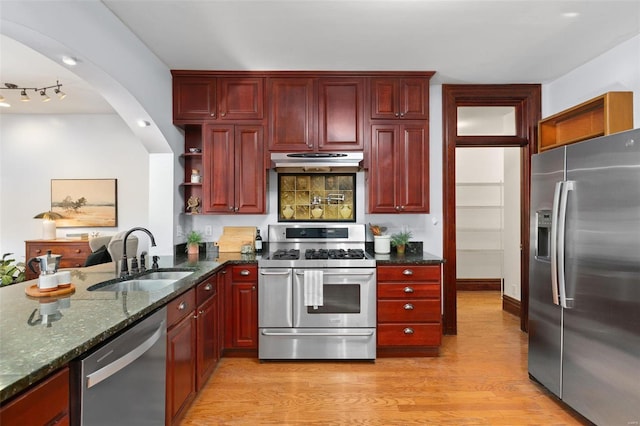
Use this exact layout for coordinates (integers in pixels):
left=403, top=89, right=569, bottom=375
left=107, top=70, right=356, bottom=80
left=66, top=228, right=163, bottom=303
left=538, top=91, right=633, bottom=152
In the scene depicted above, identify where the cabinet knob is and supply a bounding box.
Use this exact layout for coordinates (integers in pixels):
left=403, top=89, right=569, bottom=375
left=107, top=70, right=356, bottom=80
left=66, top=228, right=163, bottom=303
left=220, top=111, right=226, bottom=117
left=403, top=286, right=414, bottom=293
left=199, top=309, right=204, bottom=315
left=75, top=249, right=81, bottom=253
left=210, top=113, right=215, bottom=117
left=229, top=206, right=234, bottom=211
left=178, top=301, right=187, bottom=311
left=204, top=283, right=212, bottom=291
left=402, top=269, right=413, bottom=276
left=234, top=207, right=239, bottom=212
left=252, top=286, right=256, bottom=290
left=403, top=327, right=414, bottom=334
left=395, top=206, right=401, bottom=211
left=403, top=303, right=414, bottom=310
left=395, top=112, right=400, bottom=118
left=240, top=269, right=251, bottom=276
left=399, top=112, right=405, bottom=118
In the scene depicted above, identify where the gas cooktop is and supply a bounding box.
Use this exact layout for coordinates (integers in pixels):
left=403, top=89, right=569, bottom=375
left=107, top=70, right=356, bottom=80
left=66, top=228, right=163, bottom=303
left=259, top=224, right=376, bottom=268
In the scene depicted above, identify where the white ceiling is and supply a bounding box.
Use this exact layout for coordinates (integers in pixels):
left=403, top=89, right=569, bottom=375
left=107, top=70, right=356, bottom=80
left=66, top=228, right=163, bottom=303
left=1, top=0, right=639, bottom=115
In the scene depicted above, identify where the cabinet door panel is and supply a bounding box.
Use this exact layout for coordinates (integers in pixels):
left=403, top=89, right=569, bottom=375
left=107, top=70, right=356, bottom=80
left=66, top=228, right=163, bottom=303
left=203, top=125, right=235, bottom=213
left=196, top=296, right=218, bottom=391
left=268, top=78, right=316, bottom=151
left=369, top=124, right=399, bottom=213
left=230, top=283, right=257, bottom=348
left=235, top=126, right=265, bottom=213
left=166, top=314, right=196, bottom=425
left=400, top=78, right=429, bottom=119
left=219, top=78, right=264, bottom=120
left=371, top=78, right=398, bottom=119
left=399, top=123, right=429, bottom=212
left=173, top=78, right=216, bottom=121
left=318, top=78, right=364, bottom=151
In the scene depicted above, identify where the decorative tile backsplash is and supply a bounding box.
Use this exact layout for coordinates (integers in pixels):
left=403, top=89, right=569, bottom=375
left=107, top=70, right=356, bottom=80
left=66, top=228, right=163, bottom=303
left=278, top=173, right=355, bottom=222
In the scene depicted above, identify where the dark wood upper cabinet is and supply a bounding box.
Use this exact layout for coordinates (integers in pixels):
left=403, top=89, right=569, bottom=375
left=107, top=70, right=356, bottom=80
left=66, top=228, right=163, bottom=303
left=173, top=77, right=217, bottom=121
left=218, top=78, right=264, bottom=120
left=318, top=77, right=364, bottom=151
left=371, top=77, right=429, bottom=120
left=172, top=73, right=264, bottom=123
left=368, top=121, right=429, bottom=213
left=268, top=77, right=316, bottom=151
left=203, top=124, right=265, bottom=214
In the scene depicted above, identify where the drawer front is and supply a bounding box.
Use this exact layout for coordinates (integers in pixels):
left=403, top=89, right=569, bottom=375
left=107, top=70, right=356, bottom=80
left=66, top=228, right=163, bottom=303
left=27, top=241, right=91, bottom=259
left=376, top=265, right=440, bottom=282
left=377, top=299, right=440, bottom=322
left=167, top=289, right=196, bottom=328
left=377, top=323, right=442, bottom=347
left=231, top=265, right=257, bottom=282
left=378, top=282, right=440, bottom=299
left=196, top=277, right=217, bottom=305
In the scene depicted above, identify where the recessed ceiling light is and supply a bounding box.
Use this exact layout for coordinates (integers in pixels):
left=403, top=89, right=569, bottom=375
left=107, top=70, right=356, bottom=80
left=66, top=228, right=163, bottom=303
left=62, top=56, right=77, bottom=66
left=562, top=12, right=580, bottom=18
left=137, top=119, right=151, bottom=127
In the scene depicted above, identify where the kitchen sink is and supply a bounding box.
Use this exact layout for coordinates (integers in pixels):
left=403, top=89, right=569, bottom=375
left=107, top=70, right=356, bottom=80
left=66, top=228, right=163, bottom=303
left=88, top=269, right=194, bottom=292
left=90, top=279, right=177, bottom=293
left=135, top=271, right=193, bottom=281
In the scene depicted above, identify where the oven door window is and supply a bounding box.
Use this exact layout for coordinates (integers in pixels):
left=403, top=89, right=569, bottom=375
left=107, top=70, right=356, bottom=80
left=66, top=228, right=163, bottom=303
left=306, top=284, right=360, bottom=314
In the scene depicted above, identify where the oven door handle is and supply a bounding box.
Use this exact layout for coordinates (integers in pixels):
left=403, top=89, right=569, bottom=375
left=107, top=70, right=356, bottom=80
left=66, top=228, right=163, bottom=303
left=259, top=270, right=292, bottom=276
left=261, top=330, right=375, bottom=337
left=294, top=271, right=374, bottom=277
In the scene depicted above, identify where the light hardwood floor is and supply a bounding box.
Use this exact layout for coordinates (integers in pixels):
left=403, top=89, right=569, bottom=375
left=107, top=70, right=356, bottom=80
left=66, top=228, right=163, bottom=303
left=180, top=291, right=589, bottom=425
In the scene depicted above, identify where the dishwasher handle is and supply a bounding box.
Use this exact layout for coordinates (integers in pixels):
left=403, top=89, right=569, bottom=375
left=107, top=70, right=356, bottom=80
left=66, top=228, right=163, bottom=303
left=86, top=318, right=165, bottom=389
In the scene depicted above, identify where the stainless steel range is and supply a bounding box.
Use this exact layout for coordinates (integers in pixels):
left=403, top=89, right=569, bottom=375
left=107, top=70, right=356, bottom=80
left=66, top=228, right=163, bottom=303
left=258, top=224, right=376, bottom=360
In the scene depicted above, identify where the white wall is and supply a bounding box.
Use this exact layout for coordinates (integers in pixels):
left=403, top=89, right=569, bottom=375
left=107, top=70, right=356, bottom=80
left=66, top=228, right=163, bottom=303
left=543, top=34, right=640, bottom=123
left=0, top=114, right=149, bottom=261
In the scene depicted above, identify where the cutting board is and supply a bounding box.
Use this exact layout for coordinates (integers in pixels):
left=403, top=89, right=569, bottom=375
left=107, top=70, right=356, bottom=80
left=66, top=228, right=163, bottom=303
left=215, top=226, right=256, bottom=252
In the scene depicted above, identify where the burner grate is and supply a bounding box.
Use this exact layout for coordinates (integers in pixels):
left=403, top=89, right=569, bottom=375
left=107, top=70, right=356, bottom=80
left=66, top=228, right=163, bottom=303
left=271, top=249, right=300, bottom=260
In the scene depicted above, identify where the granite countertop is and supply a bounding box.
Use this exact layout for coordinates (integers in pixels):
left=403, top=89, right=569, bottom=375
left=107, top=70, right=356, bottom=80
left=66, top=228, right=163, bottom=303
left=0, top=248, right=442, bottom=403
left=0, top=252, right=255, bottom=403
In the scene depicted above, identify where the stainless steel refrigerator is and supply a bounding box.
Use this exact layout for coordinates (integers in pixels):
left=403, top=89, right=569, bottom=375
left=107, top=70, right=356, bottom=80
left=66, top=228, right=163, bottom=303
left=529, top=128, right=640, bottom=425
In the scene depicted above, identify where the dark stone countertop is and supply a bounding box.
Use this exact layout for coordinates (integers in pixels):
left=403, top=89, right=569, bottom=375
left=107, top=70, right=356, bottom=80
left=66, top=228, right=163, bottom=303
left=0, top=247, right=442, bottom=403
left=0, top=252, right=254, bottom=403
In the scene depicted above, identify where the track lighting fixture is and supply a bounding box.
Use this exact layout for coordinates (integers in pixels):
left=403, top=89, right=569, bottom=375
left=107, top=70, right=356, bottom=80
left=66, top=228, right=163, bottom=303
left=1, top=80, right=66, bottom=106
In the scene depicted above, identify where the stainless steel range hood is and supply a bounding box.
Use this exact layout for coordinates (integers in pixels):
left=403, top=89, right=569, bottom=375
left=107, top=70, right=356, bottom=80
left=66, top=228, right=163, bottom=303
left=270, top=152, right=363, bottom=172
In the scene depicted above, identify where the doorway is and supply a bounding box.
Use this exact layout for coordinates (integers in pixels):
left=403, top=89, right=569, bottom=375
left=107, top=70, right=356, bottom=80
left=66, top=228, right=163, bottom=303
left=442, top=84, right=541, bottom=335
left=456, top=146, right=522, bottom=314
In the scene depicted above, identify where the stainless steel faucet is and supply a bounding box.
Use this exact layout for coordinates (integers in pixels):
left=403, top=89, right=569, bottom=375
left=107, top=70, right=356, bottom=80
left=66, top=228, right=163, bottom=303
left=120, top=227, right=157, bottom=278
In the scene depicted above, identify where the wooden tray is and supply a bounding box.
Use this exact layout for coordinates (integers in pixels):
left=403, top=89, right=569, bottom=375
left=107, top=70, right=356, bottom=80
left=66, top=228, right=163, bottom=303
left=25, top=284, right=76, bottom=298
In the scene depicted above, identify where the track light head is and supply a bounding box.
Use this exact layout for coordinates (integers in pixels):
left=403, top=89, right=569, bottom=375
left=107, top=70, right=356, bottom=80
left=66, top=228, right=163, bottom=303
left=55, top=87, right=66, bottom=100
left=40, top=89, right=51, bottom=102
left=20, top=89, right=30, bottom=102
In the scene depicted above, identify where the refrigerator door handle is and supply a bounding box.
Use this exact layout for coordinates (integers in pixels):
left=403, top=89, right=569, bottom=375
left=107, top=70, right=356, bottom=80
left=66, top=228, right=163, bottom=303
left=550, top=181, right=563, bottom=306
left=557, top=180, right=575, bottom=309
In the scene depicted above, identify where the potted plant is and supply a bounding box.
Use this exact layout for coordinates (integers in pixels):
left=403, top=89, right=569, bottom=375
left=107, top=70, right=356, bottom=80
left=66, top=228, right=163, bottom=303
left=186, top=230, right=203, bottom=255
left=390, top=231, right=412, bottom=255
left=1, top=253, right=26, bottom=286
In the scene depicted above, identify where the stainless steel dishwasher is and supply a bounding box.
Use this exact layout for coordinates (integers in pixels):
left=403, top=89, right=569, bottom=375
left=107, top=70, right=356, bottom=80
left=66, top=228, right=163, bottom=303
left=73, top=307, right=167, bottom=425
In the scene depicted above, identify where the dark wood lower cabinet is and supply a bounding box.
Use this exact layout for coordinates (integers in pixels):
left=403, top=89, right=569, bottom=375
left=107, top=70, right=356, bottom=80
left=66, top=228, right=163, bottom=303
left=166, top=290, right=197, bottom=426
left=377, top=264, right=442, bottom=357
left=0, top=367, right=70, bottom=426
left=224, top=265, right=258, bottom=355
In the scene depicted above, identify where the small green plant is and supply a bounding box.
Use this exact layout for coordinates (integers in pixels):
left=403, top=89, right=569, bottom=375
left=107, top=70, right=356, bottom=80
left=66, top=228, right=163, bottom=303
left=1, top=253, right=26, bottom=286
left=186, top=230, right=203, bottom=253
left=390, top=231, right=412, bottom=248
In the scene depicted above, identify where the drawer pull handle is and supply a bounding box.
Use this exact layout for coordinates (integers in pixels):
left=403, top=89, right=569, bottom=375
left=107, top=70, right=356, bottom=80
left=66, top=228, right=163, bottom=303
left=240, top=269, right=251, bottom=276
left=403, top=328, right=414, bottom=334
left=402, top=269, right=413, bottom=276
left=204, top=284, right=212, bottom=291
left=403, top=303, right=414, bottom=310
left=178, top=301, right=187, bottom=311
left=403, top=286, right=414, bottom=293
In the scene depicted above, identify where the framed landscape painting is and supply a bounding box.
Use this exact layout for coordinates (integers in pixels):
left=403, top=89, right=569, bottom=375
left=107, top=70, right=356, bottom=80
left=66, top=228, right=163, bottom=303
left=51, top=179, right=118, bottom=227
